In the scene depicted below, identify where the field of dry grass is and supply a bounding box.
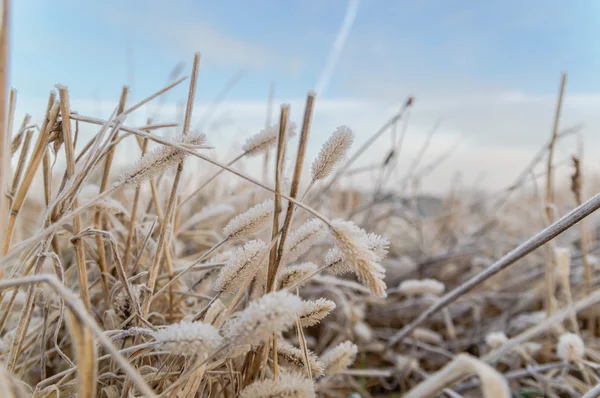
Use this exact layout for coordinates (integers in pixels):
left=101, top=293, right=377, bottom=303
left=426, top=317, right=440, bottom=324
left=4, top=4, right=600, bottom=396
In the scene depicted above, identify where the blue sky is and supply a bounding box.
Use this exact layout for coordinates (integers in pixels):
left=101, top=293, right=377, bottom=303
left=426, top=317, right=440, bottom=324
left=8, top=0, right=600, bottom=192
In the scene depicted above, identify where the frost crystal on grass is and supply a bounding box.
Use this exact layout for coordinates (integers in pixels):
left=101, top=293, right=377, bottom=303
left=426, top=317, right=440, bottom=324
left=223, top=200, right=274, bottom=242
left=284, top=219, right=326, bottom=263
left=321, top=341, right=358, bottom=376
left=299, top=298, right=336, bottom=327
left=239, top=372, right=315, bottom=398
left=311, top=126, right=354, bottom=181
left=328, top=219, right=387, bottom=297
left=243, top=122, right=297, bottom=157
left=117, top=133, right=207, bottom=187
left=152, top=321, right=222, bottom=357
left=223, top=291, right=303, bottom=346
left=214, top=240, right=267, bottom=294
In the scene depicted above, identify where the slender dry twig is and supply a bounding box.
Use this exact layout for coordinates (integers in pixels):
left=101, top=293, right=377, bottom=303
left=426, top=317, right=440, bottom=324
left=543, top=72, right=567, bottom=316
left=387, top=189, right=600, bottom=348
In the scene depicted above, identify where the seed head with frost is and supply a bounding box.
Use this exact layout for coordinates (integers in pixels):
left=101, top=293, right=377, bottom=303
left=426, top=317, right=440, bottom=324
left=365, top=232, right=390, bottom=261
left=321, top=341, right=358, bottom=376
left=223, top=291, right=303, bottom=346
left=311, top=126, right=354, bottom=181
left=277, top=342, right=325, bottom=377
left=239, top=372, right=315, bottom=398
left=284, top=219, right=326, bottom=263
left=214, top=240, right=266, bottom=294
left=278, top=262, right=318, bottom=290
left=242, top=122, right=297, bottom=157
left=299, top=298, right=336, bottom=327
left=329, top=219, right=387, bottom=297
left=557, top=333, right=584, bottom=362
left=485, top=332, right=508, bottom=349
left=399, top=279, right=446, bottom=297
left=152, top=321, right=222, bottom=357
left=117, top=133, right=207, bottom=187
left=223, top=200, right=274, bottom=242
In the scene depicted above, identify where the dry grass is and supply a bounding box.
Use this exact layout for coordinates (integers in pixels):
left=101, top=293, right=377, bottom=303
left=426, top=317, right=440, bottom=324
left=2, top=25, right=600, bottom=398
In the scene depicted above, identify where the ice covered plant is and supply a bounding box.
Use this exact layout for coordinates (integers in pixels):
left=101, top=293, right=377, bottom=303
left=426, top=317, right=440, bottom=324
left=328, top=219, right=387, bottom=297
left=239, top=372, right=315, bottom=398
left=214, top=240, right=267, bottom=294
left=116, top=132, right=207, bottom=187
left=277, top=342, right=325, bottom=377
left=222, top=200, right=274, bottom=242
left=299, top=298, right=336, bottom=327
left=152, top=321, right=222, bottom=357
left=278, top=262, right=319, bottom=290
left=320, top=340, right=358, bottom=376
left=311, top=126, right=354, bottom=181
left=223, top=290, right=303, bottom=346
left=557, top=333, right=585, bottom=363
left=399, top=279, right=446, bottom=297
left=284, top=219, right=326, bottom=263
left=242, top=122, right=297, bottom=157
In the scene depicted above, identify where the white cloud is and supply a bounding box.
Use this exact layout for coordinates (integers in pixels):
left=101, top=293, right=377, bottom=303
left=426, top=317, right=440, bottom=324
left=12, top=90, right=600, bottom=196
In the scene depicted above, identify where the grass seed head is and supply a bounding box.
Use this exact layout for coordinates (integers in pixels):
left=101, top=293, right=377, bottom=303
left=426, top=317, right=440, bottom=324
left=152, top=321, right=222, bottom=357
left=223, top=200, right=274, bottom=242
left=223, top=291, right=303, bottom=346
left=299, top=298, right=336, bottom=327
left=321, top=340, right=358, bottom=376
left=214, top=240, right=267, bottom=294
left=239, top=372, right=315, bottom=398
left=311, top=126, right=354, bottom=181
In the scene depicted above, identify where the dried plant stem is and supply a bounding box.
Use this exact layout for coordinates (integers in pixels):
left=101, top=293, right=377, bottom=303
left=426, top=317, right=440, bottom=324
left=269, top=92, right=315, bottom=292
left=0, top=0, right=9, bottom=278
left=266, top=105, right=289, bottom=291
left=260, top=105, right=288, bottom=380
left=544, top=72, right=567, bottom=316
left=123, top=135, right=149, bottom=269
left=56, top=85, right=93, bottom=312
left=93, top=86, right=129, bottom=307
left=8, top=129, right=33, bottom=208
left=142, top=53, right=200, bottom=318
left=3, top=93, right=58, bottom=254
left=0, top=275, right=157, bottom=397
left=387, top=189, right=600, bottom=348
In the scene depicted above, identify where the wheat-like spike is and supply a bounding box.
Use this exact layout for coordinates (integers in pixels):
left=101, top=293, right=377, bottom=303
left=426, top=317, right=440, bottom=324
left=311, top=126, right=354, bottom=181
left=284, top=219, right=326, bottom=263
left=239, top=372, right=315, bottom=398
left=557, top=333, right=584, bottom=362
left=278, top=263, right=319, bottom=290
left=116, top=133, right=207, bottom=187
left=326, top=232, right=389, bottom=276
left=321, top=340, right=358, bottom=376
left=223, top=200, right=274, bottom=242
left=299, top=298, right=336, bottom=327
left=152, top=321, right=222, bottom=357
left=214, top=240, right=267, bottom=294
left=242, top=122, right=297, bottom=157
left=328, top=219, right=387, bottom=297
left=223, top=291, right=303, bottom=346
left=398, top=279, right=446, bottom=297
left=277, top=341, right=325, bottom=378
